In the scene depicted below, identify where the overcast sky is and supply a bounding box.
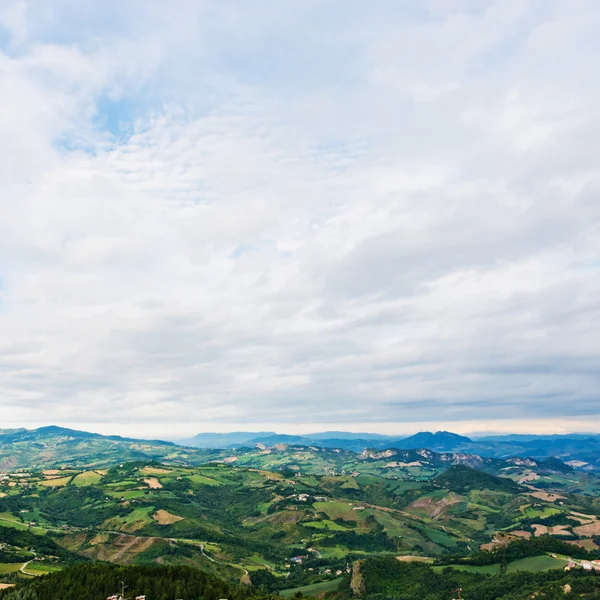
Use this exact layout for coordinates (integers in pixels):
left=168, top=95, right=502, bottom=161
left=1, top=0, right=599, bottom=439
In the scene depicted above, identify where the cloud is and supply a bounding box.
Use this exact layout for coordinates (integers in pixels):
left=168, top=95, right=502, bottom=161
left=1, top=0, right=599, bottom=438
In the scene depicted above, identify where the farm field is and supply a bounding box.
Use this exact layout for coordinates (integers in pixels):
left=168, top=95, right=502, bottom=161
left=434, top=554, right=569, bottom=575
left=72, top=471, right=102, bottom=486
left=0, top=564, right=24, bottom=574
left=279, top=577, right=343, bottom=597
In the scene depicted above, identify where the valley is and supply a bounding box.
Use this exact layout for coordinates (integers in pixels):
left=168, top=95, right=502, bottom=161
left=1, top=427, right=600, bottom=596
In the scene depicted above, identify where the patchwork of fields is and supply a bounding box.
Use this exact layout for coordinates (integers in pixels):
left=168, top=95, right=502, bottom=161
left=0, top=443, right=599, bottom=592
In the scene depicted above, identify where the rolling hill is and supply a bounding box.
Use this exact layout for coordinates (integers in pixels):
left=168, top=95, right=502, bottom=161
left=0, top=434, right=599, bottom=589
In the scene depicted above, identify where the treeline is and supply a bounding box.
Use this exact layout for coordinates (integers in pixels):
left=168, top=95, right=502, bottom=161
left=0, top=527, right=82, bottom=563
left=343, top=556, right=600, bottom=600
left=436, top=535, right=600, bottom=566
left=0, top=564, right=278, bottom=600
left=0, top=549, right=30, bottom=564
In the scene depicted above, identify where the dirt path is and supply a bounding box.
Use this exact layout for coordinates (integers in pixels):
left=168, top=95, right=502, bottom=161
left=199, top=544, right=216, bottom=562
left=20, top=551, right=39, bottom=576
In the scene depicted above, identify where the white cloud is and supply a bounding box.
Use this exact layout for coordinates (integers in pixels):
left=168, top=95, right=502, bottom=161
left=1, top=0, right=599, bottom=438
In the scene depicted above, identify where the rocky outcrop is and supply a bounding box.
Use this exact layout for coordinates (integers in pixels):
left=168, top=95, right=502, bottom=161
left=350, top=560, right=365, bottom=596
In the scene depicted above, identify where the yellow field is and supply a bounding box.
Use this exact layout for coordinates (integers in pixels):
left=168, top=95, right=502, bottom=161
left=141, top=466, right=172, bottom=475
left=143, top=477, right=163, bottom=489
left=153, top=509, right=183, bottom=525
left=39, top=476, right=72, bottom=487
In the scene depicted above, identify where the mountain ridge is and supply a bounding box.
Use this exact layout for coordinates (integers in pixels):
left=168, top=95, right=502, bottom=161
left=0, top=425, right=598, bottom=472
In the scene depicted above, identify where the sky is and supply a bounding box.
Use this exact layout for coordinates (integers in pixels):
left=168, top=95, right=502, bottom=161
left=1, top=0, right=600, bottom=440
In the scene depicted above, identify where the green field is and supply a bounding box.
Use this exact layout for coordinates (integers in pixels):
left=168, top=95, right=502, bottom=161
left=0, top=513, right=21, bottom=523
left=280, top=577, right=343, bottom=597
left=186, top=474, right=221, bottom=486
left=72, top=471, right=102, bottom=487
left=0, top=564, right=24, bottom=574
left=313, top=501, right=359, bottom=521
left=434, top=555, right=569, bottom=575
left=0, top=514, right=48, bottom=535
left=22, top=562, right=62, bottom=575
left=105, top=489, right=147, bottom=499
left=102, top=506, right=154, bottom=532
left=523, top=506, right=561, bottom=519
left=39, top=476, right=72, bottom=487
left=507, top=555, right=569, bottom=573
left=304, top=520, right=347, bottom=531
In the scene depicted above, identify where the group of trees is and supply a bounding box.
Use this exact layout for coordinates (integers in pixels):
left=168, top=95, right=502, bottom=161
left=342, top=556, right=600, bottom=600
left=0, top=564, right=279, bottom=600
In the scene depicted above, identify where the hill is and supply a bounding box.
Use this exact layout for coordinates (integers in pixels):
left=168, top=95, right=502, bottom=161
left=0, top=426, right=215, bottom=470
left=0, top=450, right=598, bottom=584
left=347, top=555, right=600, bottom=600
left=0, top=563, right=270, bottom=600
left=435, top=465, right=523, bottom=493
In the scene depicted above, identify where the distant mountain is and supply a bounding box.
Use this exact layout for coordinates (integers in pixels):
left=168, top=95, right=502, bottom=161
left=308, top=431, right=392, bottom=441
left=177, top=429, right=600, bottom=469
left=178, top=431, right=276, bottom=448
left=0, top=424, right=594, bottom=486
left=180, top=429, right=472, bottom=452
left=397, top=431, right=473, bottom=451
left=2, top=425, right=599, bottom=473
left=249, top=434, right=311, bottom=446
left=0, top=425, right=174, bottom=446
left=180, top=431, right=392, bottom=449
left=475, top=433, right=600, bottom=442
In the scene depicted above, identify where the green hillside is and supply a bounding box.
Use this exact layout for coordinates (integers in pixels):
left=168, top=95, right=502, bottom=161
left=1, top=429, right=599, bottom=592
left=434, top=465, right=523, bottom=493
left=0, top=455, right=598, bottom=591
left=345, top=556, right=600, bottom=600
